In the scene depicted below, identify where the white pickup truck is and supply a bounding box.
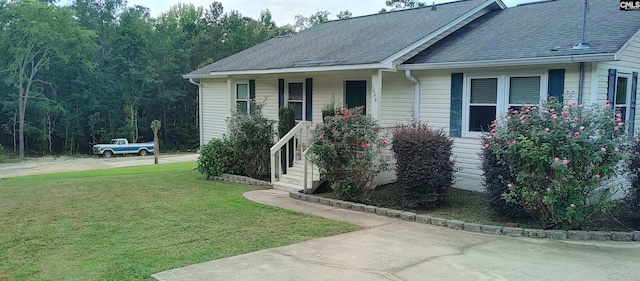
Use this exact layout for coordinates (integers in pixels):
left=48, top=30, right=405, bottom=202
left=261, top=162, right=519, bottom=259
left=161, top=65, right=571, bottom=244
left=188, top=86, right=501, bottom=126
left=92, top=138, right=154, bottom=158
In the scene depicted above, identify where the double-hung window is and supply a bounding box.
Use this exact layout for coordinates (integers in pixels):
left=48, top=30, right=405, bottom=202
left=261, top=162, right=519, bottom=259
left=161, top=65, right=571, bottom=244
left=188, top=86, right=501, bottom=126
left=287, top=81, right=305, bottom=121
left=615, top=74, right=632, bottom=122
left=235, top=82, right=250, bottom=114
left=465, top=73, right=546, bottom=135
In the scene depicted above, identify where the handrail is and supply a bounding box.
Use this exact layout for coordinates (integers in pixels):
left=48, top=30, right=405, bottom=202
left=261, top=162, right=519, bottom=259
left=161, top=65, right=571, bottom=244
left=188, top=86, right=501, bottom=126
left=302, top=144, right=313, bottom=193
left=270, top=121, right=311, bottom=155
left=270, top=121, right=311, bottom=183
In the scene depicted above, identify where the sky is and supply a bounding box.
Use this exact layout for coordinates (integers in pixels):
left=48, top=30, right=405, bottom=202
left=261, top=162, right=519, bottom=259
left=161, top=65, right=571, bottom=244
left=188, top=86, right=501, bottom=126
left=59, top=0, right=538, bottom=26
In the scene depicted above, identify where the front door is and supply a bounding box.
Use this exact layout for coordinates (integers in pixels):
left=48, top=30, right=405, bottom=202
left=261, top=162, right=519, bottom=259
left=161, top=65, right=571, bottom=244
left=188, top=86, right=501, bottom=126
left=345, top=80, right=366, bottom=114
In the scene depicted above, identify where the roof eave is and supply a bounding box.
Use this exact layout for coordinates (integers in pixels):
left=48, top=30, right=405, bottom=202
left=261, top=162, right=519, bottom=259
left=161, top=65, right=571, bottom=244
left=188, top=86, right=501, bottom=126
left=398, top=53, right=617, bottom=70
left=182, top=63, right=387, bottom=79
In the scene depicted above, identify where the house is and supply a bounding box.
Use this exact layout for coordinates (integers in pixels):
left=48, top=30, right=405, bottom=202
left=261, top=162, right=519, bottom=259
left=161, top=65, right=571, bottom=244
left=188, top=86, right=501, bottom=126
left=184, top=0, right=640, bottom=192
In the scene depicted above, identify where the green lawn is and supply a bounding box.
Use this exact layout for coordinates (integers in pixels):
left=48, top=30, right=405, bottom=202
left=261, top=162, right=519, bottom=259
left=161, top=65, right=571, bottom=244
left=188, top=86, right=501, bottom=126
left=0, top=162, right=360, bottom=280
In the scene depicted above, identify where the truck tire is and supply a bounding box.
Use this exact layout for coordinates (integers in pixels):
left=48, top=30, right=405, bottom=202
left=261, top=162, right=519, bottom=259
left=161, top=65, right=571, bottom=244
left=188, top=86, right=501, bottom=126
left=103, top=150, right=113, bottom=158
left=139, top=149, right=148, bottom=156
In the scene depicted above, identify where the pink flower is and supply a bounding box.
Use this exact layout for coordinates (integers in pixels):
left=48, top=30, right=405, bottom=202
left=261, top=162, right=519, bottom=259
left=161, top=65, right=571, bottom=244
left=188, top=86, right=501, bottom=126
left=614, top=126, right=620, bottom=131
left=511, top=140, right=517, bottom=145
left=551, top=114, right=558, bottom=119
left=381, top=140, right=388, bottom=146
left=550, top=109, right=555, bottom=112
left=264, top=95, right=270, bottom=99
left=507, top=116, right=512, bottom=121
left=615, top=147, right=620, bottom=152
left=574, top=132, right=580, bottom=137
left=618, top=122, right=624, bottom=126
left=570, top=204, right=576, bottom=208
left=561, top=110, right=569, bottom=115
left=520, top=120, right=525, bottom=124
left=513, top=110, right=519, bottom=114
left=554, top=157, right=560, bottom=162
left=578, top=104, right=584, bottom=108
left=573, top=117, right=579, bottom=121
left=601, top=147, right=607, bottom=152
left=545, top=128, right=550, bottom=132
left=507, top=184, right=513, bottom=189
left=568, top=102, right=575, bottom=107
left=562, top=159, right=569, bottom=165
left=360, top=142, right=370, bottom=148
left=542, top=110, right=549, bottom=114
left=484, top=143, right=490, bottom=149
left=617, top=118, right=623, bottom=122
left=321, top=130, right=325, bottom=135
left=372, top=128, right=378, bottom=133
left=595, top=174, right=601, bottom=179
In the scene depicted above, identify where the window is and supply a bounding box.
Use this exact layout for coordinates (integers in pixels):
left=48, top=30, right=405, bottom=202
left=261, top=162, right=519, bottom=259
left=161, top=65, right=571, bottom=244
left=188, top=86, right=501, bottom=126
left=615, top=74, right=631, bottom=122
left=287, top=82, right=305, bottom=121
left=465, top=73, right=546, bottom=134
left=235, top=82, right=249, bottom=114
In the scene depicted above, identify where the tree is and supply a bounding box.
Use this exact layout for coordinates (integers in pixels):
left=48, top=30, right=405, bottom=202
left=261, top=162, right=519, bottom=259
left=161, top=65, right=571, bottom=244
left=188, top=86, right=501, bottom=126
left=385, top=0, right=426, bottom=10
left=337, top=10, right=352, bottom=19
left=151, top=120, right=160, bottom=164
left=0, top=0, right=95, bottom=158
left=293, top=10, right=330, bottom=31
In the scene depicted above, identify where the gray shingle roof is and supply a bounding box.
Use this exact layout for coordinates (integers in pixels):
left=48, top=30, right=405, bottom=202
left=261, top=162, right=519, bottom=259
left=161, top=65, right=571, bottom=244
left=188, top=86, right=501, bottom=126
left=186, top=0, right=489, bottom=77
left=405, top=0, right=640, bottom=65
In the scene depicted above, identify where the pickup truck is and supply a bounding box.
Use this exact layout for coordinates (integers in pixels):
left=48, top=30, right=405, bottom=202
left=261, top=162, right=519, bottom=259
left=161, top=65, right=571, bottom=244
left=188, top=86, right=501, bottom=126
left=92, top=138, right=154, bottom=158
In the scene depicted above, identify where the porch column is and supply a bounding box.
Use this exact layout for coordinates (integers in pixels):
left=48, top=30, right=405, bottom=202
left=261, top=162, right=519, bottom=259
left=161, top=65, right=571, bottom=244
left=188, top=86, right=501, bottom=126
left=371, top=69, right=383, bottom=120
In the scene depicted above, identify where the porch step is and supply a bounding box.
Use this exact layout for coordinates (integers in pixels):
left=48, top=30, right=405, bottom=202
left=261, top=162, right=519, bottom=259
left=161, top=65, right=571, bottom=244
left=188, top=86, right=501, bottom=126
left=272, top=181, right=304, bottom=193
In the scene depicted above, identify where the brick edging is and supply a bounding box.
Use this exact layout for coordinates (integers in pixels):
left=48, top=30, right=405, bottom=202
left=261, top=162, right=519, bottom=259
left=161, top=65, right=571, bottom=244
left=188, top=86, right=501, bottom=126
left=289, top=192, right=640, bottom=242
left=210, top=174, right=272, bottom=187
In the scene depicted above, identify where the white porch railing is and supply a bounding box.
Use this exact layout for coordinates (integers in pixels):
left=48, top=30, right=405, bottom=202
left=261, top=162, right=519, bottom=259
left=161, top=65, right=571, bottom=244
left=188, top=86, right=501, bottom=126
left=270, top=121, right=312, bottom=184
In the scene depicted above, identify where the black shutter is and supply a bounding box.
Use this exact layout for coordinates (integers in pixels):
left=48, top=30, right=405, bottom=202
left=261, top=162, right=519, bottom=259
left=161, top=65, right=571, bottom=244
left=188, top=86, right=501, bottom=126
left=548, top=69, right=565, bottom=103
left=305, top=78, right=313, bottom=121
left=249, top=79, right=256, bottom=99
left=607, top=69, right=617, bottom=105
left=278, top=79, right=284, bottom=110
left=630, top=72, right=638, bottom=133
left=450, top=73, right=463, bottom=138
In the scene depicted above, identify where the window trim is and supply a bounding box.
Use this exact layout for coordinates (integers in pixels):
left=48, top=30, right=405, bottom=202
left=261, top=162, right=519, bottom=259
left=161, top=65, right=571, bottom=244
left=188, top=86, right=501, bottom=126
left=286, top=80, right=306, bottom=121
left=234, top=81, right=250, bottom=114
left=614, top=72, right=632, bottom=122
left=462, top=71, right=548, bottom=137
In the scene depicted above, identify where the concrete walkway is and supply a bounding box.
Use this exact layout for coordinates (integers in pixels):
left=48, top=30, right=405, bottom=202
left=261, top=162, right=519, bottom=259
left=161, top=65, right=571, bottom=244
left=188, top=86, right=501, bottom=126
left=152, top=189, right=640, bottom=281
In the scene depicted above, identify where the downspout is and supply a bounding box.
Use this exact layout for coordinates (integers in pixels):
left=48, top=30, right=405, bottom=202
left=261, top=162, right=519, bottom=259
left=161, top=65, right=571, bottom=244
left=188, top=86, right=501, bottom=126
left=189, top=78, right=203, bottom=147
left=404, top=70, right=421, bottom=126
left=578, top=62, right=585, bottom=105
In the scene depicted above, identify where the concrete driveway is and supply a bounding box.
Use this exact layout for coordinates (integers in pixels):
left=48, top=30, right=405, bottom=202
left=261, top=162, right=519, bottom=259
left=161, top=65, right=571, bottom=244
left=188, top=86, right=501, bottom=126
left=152, top=189, right=640, bottom=281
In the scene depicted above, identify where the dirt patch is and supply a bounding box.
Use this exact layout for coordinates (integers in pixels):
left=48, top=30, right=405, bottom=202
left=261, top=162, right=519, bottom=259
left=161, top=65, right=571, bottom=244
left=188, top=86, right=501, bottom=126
left=0, top=154, right=198, bottom=178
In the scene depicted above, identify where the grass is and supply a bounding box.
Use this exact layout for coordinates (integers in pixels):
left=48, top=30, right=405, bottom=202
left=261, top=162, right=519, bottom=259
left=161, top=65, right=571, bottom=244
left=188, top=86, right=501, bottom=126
left=0, top=162, right=360, bottom=281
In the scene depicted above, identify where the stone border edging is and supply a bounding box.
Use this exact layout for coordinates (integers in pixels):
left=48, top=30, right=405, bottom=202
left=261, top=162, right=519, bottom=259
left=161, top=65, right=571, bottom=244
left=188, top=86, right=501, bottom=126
left=289, top=192, right=640, bottom=242
left=211, top=174, right=272, bottom=187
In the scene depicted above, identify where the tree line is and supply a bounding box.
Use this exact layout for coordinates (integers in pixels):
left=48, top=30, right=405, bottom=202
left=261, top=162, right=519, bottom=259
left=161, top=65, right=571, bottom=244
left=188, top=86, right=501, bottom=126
left=0, top=0, right=423, bottom=158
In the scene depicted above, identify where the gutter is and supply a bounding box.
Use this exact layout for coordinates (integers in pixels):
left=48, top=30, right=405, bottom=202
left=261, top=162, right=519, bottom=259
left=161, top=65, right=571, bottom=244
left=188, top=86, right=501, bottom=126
left=404, top=70, right=421, bottom=126
left=398, top=53, right=617, bottom=70
left=188, top=78, right=204, bottom=147
left=578, top=62, right=585, bottom=104
left=182, top=63, right=385, bottom=79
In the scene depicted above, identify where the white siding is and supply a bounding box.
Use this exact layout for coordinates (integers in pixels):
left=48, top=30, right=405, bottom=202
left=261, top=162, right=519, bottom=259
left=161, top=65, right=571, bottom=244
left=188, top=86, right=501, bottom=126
left=379, top=72, right=415, bottom=127
left=412, top=64, right=585, bottom=192
left=200, top=79, right=230, bottom=145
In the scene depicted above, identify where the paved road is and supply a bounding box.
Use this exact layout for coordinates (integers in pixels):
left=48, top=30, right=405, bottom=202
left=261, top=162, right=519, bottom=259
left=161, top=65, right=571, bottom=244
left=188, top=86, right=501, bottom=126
left=152, top=189, right=640, bottom=281
left=0, top=154, right=198, bottom=178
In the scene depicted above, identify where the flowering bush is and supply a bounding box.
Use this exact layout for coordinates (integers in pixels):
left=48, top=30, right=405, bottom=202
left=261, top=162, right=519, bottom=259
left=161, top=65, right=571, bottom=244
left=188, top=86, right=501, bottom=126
left=392, top=123, right=455, bottom=208
left=483, top=99, right=630, bottom=229
left=227, top=97, right=275, bottom=179
left=309, top=107, right=388, bottom=200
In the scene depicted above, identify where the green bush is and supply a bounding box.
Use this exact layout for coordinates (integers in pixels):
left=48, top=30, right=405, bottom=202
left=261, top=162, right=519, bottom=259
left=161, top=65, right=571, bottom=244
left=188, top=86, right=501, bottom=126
left=623, top=134, right=640, bottom=226
left=227, top=98, right=275, bottom=179
left=278, top=106, right=296, bottom=173
left=480, top=138, right=529, bottom=219
left=392, top=123, right=455, bottom=208
left=309, top=107, right=387, bottom=200
left=0, top=145, right=5, bottom=162
left=197, top=138, right=236, bottom=179
left=485, top=99, right=629, bottom=229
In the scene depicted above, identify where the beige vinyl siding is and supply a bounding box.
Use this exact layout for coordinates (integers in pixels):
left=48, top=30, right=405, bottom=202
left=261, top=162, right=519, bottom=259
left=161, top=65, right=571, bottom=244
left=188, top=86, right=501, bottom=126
left=200, top=79, right=230, bottom=145
left=379, top=71, right=414, bottom=127
left=411, top=64, right=584, bottom=192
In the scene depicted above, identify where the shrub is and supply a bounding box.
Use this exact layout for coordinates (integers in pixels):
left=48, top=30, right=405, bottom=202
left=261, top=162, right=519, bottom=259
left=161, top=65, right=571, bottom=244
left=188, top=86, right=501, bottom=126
left=197, top=138, right=236, bottom=179
left=485, top=99, right=629, bottom=229
left=322, top=95, right=337, bottom=121
left=309, top=107, right=387, bottom=200
left=278, top=106, right=296, bottom=173
left=0, top=145, right=4, bottom=162
left=392, top=123, right=455, bottom=208
left=480, top=138, right=529, bottom=219
left=227, top=97, right=275, bottom=179
left=623, top=134, right=640, bottom=225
